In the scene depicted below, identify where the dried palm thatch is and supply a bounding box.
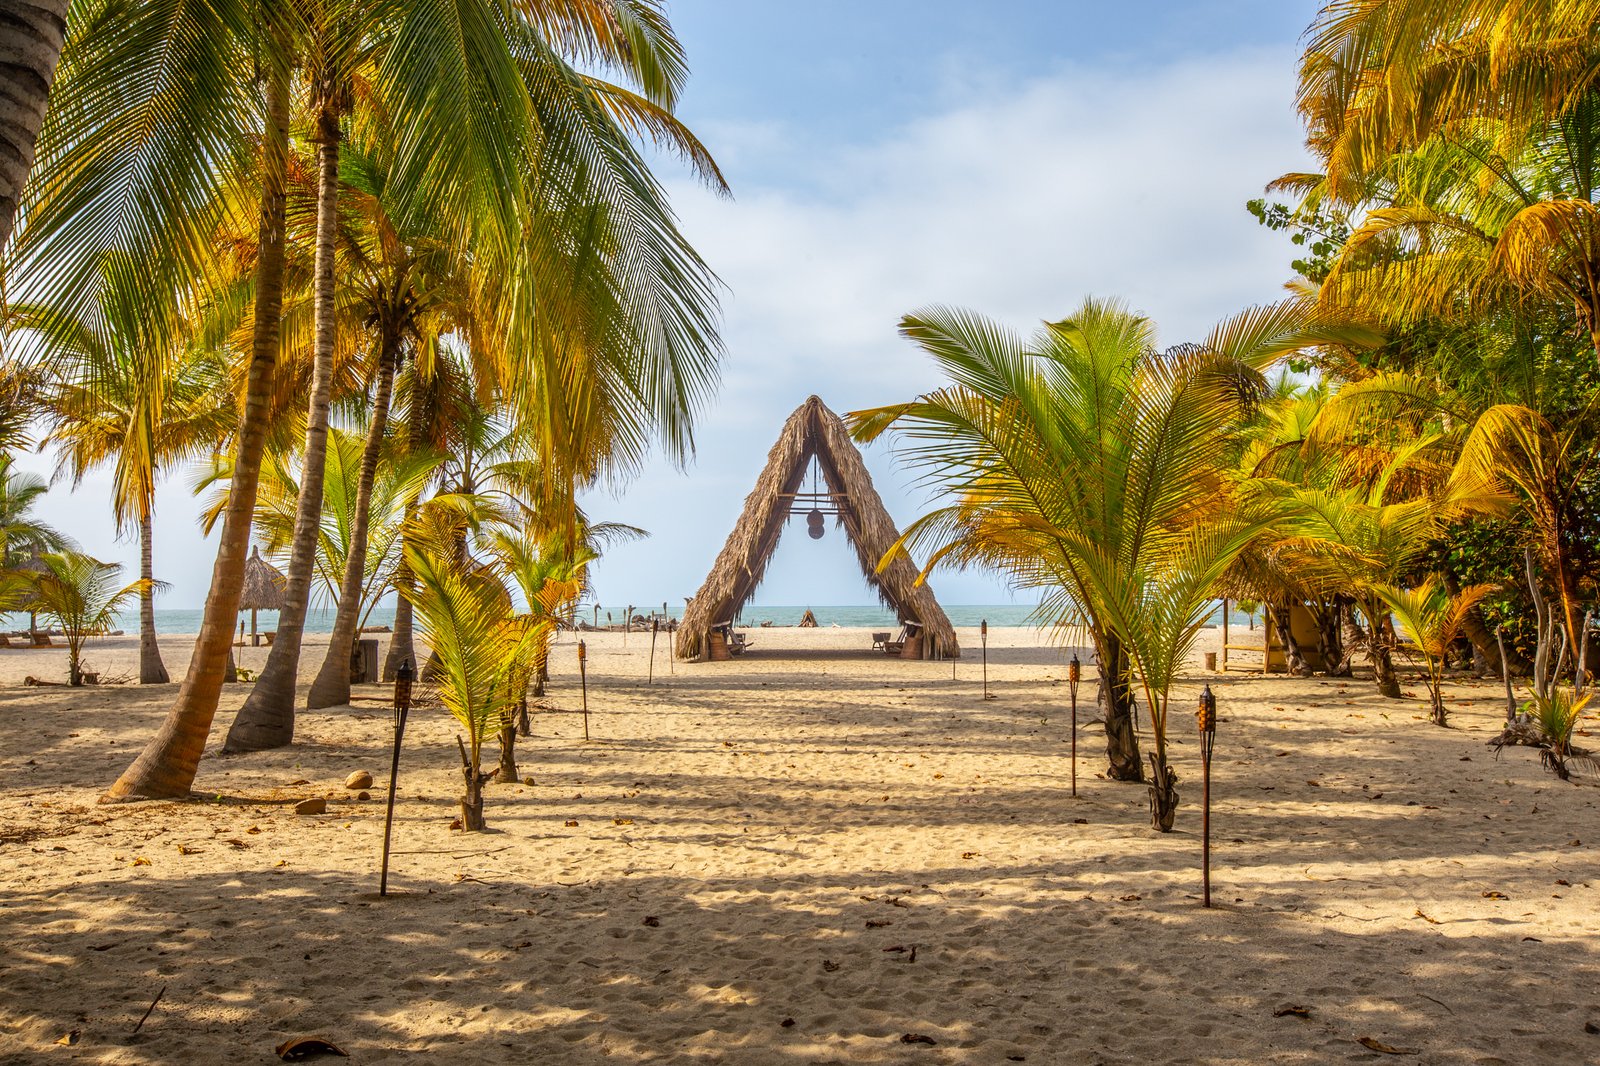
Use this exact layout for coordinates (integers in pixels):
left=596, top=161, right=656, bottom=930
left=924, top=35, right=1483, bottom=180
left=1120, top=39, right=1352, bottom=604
left=241, top=546, right=286, bottom=610
left=240, top=546, right=287, bottom=642
left=678, top=396, right=958, bottom=660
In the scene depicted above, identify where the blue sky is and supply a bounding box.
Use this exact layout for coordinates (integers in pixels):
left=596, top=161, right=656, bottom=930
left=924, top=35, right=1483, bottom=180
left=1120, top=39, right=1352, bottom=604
left=18, top=0, right=1322, bottom=612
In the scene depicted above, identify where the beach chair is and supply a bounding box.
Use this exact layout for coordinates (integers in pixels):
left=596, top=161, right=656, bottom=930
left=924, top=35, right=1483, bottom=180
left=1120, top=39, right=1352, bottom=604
left=871, top=631, right=891, bottom=651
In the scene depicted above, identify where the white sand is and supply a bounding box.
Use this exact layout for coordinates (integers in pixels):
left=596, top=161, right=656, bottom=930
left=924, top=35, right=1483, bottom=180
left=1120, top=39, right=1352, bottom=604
left=1, top=625, right=1597, bottom=1064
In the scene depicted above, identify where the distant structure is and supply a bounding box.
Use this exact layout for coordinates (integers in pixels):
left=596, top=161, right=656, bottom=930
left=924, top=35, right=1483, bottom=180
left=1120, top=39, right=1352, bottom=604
left=677, top=396, right=959, bottom=661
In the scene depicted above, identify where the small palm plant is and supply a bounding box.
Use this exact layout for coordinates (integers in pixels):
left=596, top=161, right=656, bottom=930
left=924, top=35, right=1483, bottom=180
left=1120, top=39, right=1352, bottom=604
left=1373, top=576, right=1495, bottom=726
left=403, top=540, right=534, bottom=831
left=487, top=529, right=588, bottom=783
left=28, top=551, right=150, bottom=685
left=1503, top=687, right=1599, bottom=782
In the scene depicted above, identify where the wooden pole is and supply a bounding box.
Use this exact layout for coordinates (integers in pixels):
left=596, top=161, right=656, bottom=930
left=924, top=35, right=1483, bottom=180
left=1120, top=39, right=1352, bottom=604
left=1198, top=684, right=1216, bottom=908
left=649, top=619, right=659, bottom=685
left=578, top=640, right=589, bottom=740
left=1069, top=653, right=1080, bottom=798
left=379, top=659, right=414, bottom=897
left=981, top=619, right=991, bottom=699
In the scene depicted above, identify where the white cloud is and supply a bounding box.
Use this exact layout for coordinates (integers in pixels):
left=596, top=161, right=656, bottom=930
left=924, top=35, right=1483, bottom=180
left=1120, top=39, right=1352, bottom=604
left=587, top=46, right=1311, bottom=609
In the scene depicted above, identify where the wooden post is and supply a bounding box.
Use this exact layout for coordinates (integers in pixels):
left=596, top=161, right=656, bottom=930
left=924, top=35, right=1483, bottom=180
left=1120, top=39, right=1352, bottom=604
left=578, top=640, right=589, bottom=740
left=380, top=659, right=414, bottom=897
left=649, top=619, right=659, bottom=685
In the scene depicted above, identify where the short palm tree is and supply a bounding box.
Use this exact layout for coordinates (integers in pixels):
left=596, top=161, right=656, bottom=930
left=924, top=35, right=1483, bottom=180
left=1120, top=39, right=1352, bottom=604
left=403, top=533, right=535, bottom=831
left=1373, top=576, right=1496, bottom=725
left=28, top=551, right=149, bottom=686
left=851, top=297, right=1313, bottom=830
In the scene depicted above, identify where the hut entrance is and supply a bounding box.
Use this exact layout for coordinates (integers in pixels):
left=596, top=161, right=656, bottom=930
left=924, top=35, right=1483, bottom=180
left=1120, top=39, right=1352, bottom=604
left=677, top=396, right=959, bottom=663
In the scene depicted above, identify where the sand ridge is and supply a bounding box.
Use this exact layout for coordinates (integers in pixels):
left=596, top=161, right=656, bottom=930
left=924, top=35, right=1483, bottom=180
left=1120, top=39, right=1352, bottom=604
left=0, top=626, right=1596, bottom=1064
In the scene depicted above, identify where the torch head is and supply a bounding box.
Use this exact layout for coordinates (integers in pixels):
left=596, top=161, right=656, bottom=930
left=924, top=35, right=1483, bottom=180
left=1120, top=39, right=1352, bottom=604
left=1197, top=684, right=1217, bottom=733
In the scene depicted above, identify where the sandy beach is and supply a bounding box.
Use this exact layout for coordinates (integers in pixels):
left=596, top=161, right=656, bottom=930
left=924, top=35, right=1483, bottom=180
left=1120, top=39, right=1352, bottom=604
left=1, top=625, right=1597, bottom=1064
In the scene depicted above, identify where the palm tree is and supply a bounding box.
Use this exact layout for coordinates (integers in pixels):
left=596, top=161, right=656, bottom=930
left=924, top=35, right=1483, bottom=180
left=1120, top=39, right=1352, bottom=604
left=851, top=298, right=1311, bottom=828
left=101, top=0, right=722, bottom=793
left=229, top=0, right=726, bottom=748
left=488, top=527, right=591, bottom=779
left=0, top=0, right=69, bottom=253
left=0, top=453, right=70, bottom=570
left=404, top=529, right=536, bottom=831
left=1297, top=0, right=1600, bottom=195
left=28, top=551, right=148, bottom=686
left=28, top=259, right=233, bottom=683
left=1374, top=576, right=1496, bottom=725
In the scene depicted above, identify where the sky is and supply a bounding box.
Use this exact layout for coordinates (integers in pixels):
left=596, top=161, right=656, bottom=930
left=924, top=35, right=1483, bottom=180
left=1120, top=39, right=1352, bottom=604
left=15, top=0, right=1322, bottom=613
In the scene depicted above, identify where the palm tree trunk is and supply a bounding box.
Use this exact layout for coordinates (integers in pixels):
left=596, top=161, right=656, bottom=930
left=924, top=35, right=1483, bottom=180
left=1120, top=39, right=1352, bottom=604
left=137, top=513, right=168, bottom=683
left=1097, top=634, right=1143, bottom=781
left=307, top=343, right=397, bottom=708
left=1271, top=599, right=1314, bottom=676
left=496, top=712, right=518, bottom=783
left=103, top=65, right=291, bottom=800
left=382, top=368, right=429, bottom=682
left=383, top=559, right=415, bottom=681
left=1368, top=598, right=1403, bottom=698
left=1313, top=598, right=1350, bottom=677
left=0, top=0, right=70, bottom=253
left=224, top=104, right=341, bottom=752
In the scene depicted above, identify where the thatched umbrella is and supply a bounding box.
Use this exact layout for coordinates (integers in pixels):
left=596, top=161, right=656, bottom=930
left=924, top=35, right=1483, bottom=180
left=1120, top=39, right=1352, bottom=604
left=678, top=396, right=959, bottom=661
left=16, top=549, right=49, bottom=642
left=240, top=546, right=286, bottom=645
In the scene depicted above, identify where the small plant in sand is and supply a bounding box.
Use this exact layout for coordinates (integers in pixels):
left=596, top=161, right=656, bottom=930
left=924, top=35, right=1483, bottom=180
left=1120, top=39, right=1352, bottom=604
left=27, top=551, right=149, bottom=686
left=1373, top=576, right=1494, bottom=726
left=403, top=542, right=535, bottom=831
left=1493, top=687, right=1598, bottom=781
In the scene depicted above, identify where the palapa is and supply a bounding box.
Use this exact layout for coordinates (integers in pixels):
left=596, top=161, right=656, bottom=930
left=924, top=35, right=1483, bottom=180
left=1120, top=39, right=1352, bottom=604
left=678, top=396, right=958, bottom=660
left=240, top=546, right=287, bottom=643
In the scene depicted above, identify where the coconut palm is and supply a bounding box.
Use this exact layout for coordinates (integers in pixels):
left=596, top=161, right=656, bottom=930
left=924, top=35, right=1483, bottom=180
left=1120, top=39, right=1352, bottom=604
left=403, top=529, right=535, bottom=831
left=229, top=0, right=725, bottom=749
left=487, top=527, right=592, bottom=780
left=1307, top=103, right=1600, bottom=366
left=1297, top=0, right=1600, bottom=195
left=101, top=1, right=724, bottom=794
left=27, top=258, right=233, bottom=683
left=1374, top=576, right=1496, bottom=725
left=850, top=298, right=1318, bottom=828
left=0, top=453, right=71, bottom=570
left=28, top=551, right=149, bottom=686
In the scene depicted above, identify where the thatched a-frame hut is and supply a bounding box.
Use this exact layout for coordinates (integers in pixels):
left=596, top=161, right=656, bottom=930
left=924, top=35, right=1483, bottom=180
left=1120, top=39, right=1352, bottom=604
left=678, top=396, right=959, bottom=661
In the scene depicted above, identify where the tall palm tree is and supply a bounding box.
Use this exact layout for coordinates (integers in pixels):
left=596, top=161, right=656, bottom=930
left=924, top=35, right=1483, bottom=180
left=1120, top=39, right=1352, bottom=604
left=0, top=0, right=69, bottom=253
left=851, top=299, right=1308, bottom=827
left=1297, top=0, right=1600, bottom=195
left=27, top=259, right=233, bottom=683
left=228, top=0, right=725, bottom=746
left=94, top=0, right=719, bottom=794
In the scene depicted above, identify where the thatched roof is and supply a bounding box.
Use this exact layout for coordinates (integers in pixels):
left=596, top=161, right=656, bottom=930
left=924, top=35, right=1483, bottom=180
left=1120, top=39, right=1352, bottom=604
left=241, top=546, right=287, bottom=611
left=678, top=396, right=959, bottom=660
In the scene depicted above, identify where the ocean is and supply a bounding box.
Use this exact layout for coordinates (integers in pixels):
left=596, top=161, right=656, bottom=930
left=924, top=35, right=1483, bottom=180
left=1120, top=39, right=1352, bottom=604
left=3, top=603, right=1264, bottom=634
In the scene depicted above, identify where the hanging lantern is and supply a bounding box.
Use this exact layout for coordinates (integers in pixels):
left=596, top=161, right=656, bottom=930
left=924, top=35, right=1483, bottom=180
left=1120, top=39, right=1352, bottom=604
left=806, top=507, right=825, bottom=539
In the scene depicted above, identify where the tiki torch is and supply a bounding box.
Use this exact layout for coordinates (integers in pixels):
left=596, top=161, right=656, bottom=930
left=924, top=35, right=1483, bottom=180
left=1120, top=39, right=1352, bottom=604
left=379, top=658, right=414, bottom=897
left=1069, top=653, right=1081, bottom=798
left=578, top=639, right=590, bottom=741
left=1197, top=683, right=1217, bottom=908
